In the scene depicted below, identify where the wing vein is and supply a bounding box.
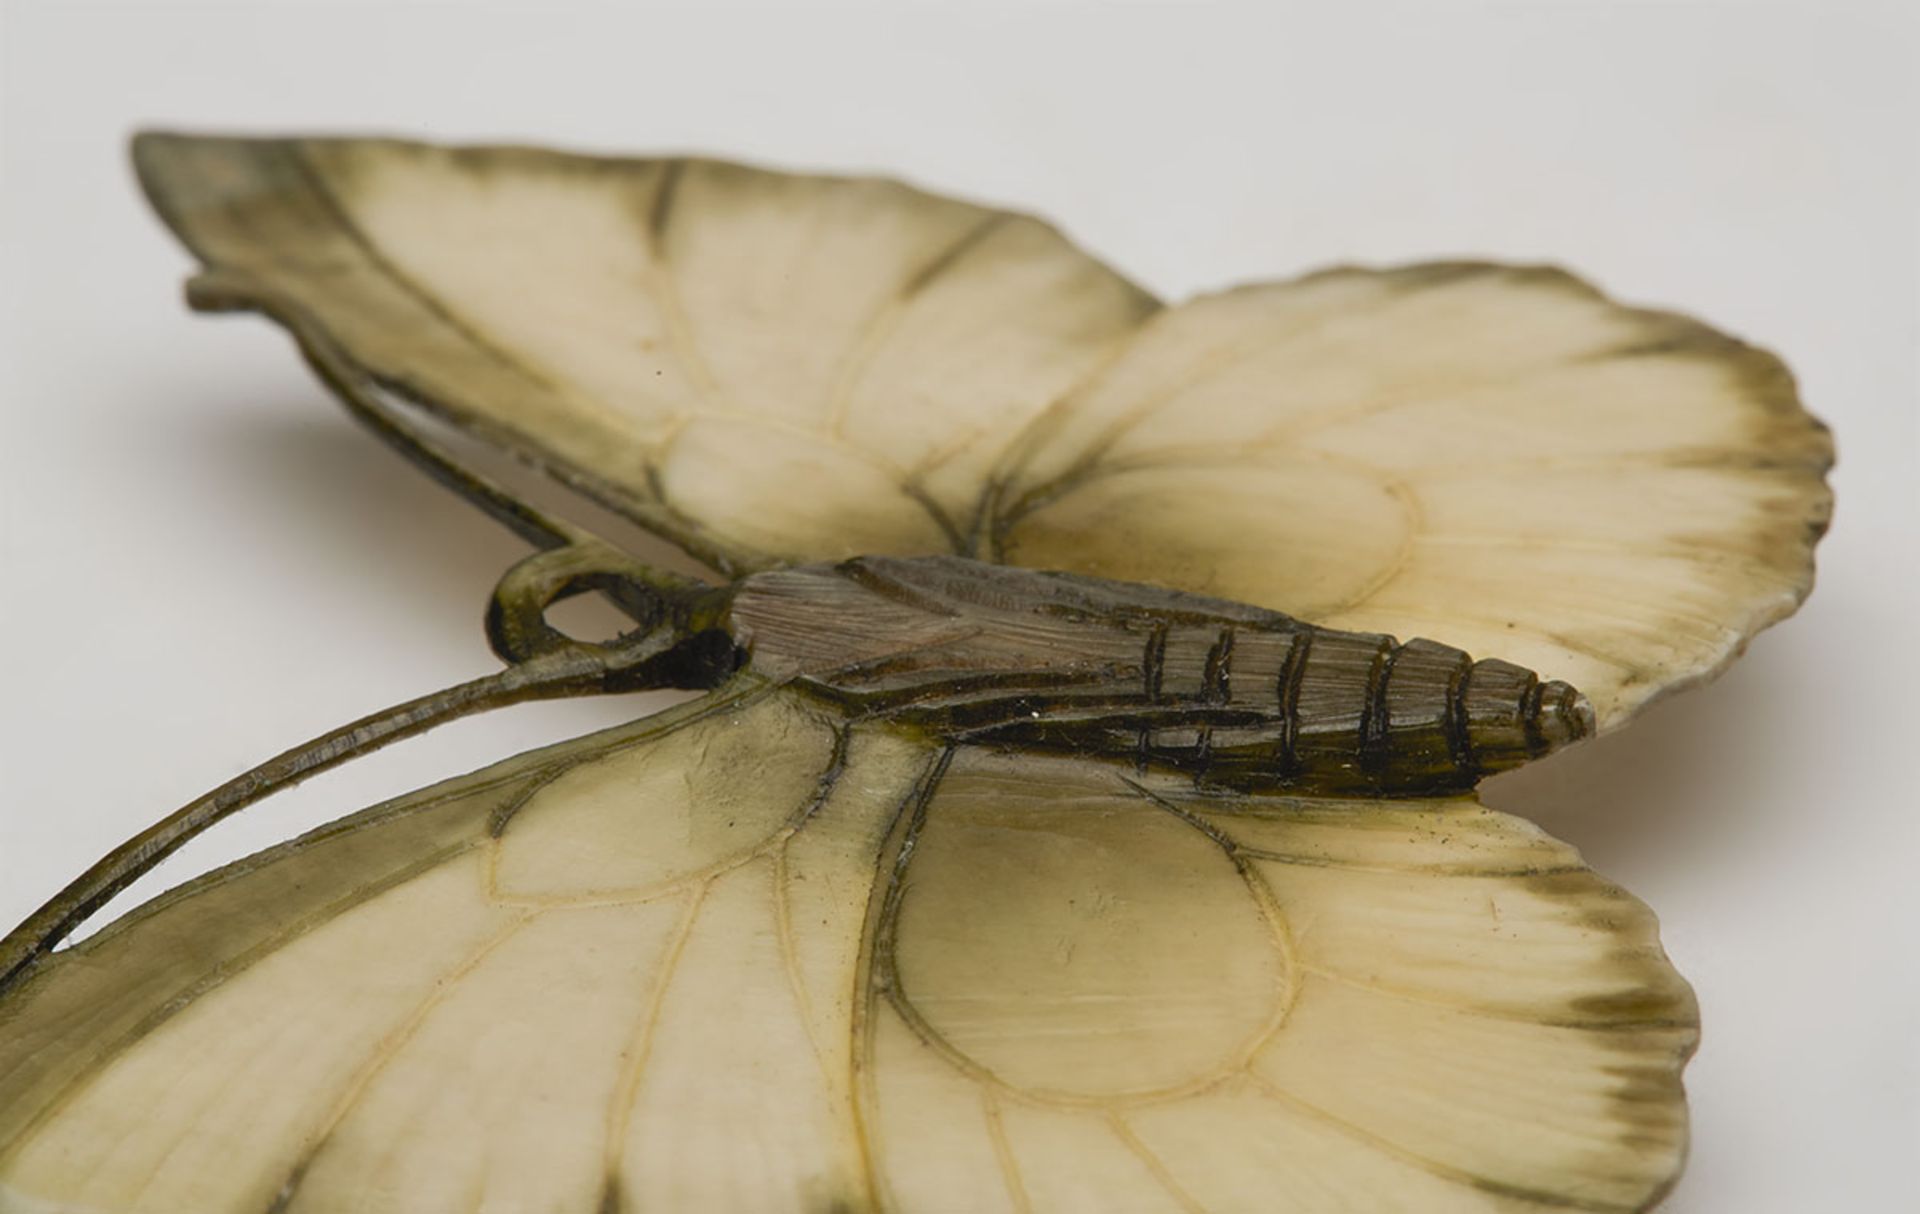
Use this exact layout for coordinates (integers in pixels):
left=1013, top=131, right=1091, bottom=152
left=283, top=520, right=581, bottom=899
left=1108, top=1112, right=1209, bottom=1214
left=981, top=1090, right=1034, bottom=1214
left=771, top=723, right=855, bottom=1086
left=0, top=837, right=486, bottom=1164
left=1240, top=1071, right=1633, bottom=1213
left=989, top=271, right=1484, bottom=526
left=825, top=212, right=1009, bottom=440
left=1251, top=337, right=1657, bottom=448
left=266, top=907, right=538, bottom=1213
left=284, top=146, right=559, bottom=393
left=770, top=842, right=833, bottom=1082
left=637, top=160, right=733, bottom=416
left=598, top=880, right=712, bottom=1193
left=850, top=747, right=955, bottom=1214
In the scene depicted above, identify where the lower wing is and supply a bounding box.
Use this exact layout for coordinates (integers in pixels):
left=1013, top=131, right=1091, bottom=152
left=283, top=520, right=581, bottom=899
left=0, top=684, right=1694, bottom=1213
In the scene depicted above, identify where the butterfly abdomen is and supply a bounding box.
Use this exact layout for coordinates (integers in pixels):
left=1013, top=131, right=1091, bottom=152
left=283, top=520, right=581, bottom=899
left=1198, top=628, right=1592, bottom=791
left=723, top=555, right=1592, bottom=795
left=996, top=620, right=1592, bottom=794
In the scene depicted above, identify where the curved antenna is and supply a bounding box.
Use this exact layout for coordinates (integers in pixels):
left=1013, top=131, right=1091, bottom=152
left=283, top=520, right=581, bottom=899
left=0, top=271, right=756, bottom=997
left=0, top=543, right=740, bottom=999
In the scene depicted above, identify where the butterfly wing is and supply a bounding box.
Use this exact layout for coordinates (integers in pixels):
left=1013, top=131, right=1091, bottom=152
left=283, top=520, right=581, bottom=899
left=987, top=265, right=1833, bottom=726
left=135, top=135, right=1829, bottom=728
left=0, top=682, right=1693, bottom=1213
left=0, top=683, right=931, bottom=1213
left=866, top=747, right=1695, bottom=1213
left=131, top=133, right=1156, bottom=576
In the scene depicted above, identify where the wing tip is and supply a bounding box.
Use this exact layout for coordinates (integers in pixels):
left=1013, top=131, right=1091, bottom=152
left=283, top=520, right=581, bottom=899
left=128, top=129, right=315, bottom=274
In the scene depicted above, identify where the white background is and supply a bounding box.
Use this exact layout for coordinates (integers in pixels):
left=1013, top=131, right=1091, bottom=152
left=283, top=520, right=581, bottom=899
left=1, top=2, right=1915, bottom=1209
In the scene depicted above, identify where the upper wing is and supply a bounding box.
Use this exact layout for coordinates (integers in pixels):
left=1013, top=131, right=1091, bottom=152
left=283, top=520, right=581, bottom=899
left=131, top=133, right=1157, bottom=575
left=134, top=134, right=1827, bottom=729
left=987, top=264, right=1832, bottom=726
left=0, top=686, right=1695, bottom=1213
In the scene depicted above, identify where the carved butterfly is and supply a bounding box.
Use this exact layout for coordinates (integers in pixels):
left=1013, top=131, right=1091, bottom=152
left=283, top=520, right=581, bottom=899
left=0, top=134, right=1832, bottom=1213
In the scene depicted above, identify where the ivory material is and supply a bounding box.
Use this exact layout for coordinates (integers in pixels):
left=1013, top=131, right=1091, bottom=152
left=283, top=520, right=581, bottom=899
left=132, top=135, right=1155, bottom=571
left=993, top=265, right=1833, bottom=726
left=0, top=686, right=1694, bottom=1213
left=134, top=135, right=1830, bottom=729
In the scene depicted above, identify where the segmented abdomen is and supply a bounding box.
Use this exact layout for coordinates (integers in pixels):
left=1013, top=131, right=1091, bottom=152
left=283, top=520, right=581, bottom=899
left=1155, top=624, right=1593, bottom=793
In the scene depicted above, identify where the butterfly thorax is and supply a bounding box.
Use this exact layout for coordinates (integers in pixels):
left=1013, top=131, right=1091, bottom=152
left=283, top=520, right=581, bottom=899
left=718, top=555, right=1592, bottom=796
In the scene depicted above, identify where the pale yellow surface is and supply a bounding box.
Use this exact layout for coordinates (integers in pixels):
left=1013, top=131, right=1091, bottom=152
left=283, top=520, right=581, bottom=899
left=0, top=686, right=1696, bottom=1212
left=134, top=135, right=1154, bottom=569
left=861, top=756, right=1695, bottom=1213
left=994, top=267, right=1832, bottom=725
left=490, top=690, right=836, bottom=900
left=135, top=135, right=1830, bottom=729
left=890, top=753, right=1286, bottom=1099
left=2, top=858, right=521, bottom=1213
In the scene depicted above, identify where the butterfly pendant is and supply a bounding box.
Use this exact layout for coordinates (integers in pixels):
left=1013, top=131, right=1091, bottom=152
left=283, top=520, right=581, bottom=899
left=0, top=134, right=1832, bottom=1213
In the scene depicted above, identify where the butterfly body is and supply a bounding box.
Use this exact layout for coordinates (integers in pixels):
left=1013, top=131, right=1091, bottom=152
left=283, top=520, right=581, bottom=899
left=722, top=555, right=1592, bottom=795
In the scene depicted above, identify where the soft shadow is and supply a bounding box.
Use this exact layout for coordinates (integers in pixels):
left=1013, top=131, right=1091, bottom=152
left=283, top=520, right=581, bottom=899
left=170, top=395, right=717, bottom=633
left=1482, top=642, right=1819, bottom=877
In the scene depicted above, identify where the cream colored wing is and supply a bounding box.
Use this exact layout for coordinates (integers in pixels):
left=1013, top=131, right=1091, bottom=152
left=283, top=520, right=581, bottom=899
left=0, top=683, right=930, bottom=1214
left=866, top=747, right=1697, bottom=1214
left=986, top=263, right=1832, bottom=727
left=131, top=132, right=1157, bottom=575
left=0, top=687, right=1693, bottom=1212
